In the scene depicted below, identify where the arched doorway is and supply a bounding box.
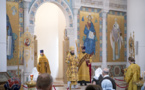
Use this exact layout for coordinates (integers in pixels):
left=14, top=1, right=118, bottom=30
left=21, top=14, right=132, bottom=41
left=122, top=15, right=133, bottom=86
left=28, top=0, right=73, bottom=80
left=29, top=0, right=73, bottom=28
left=34, top=2, right=66, bottom=79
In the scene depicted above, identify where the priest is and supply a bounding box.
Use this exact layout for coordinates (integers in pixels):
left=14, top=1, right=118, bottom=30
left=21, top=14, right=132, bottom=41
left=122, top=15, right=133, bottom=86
left=124, top=57, right=140, bottom=90
left=37, top=50, right=51, bottom=74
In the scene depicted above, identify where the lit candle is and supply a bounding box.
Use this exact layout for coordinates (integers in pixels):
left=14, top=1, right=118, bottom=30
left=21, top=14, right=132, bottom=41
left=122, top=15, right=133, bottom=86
left=30, top=74, right=34, bottom=81
left=30, top=74, right=33, bottom=77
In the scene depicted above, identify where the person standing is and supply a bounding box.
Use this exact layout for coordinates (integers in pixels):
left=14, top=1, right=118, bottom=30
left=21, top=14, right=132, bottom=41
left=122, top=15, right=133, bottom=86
left=78, top=46, right=92, bottom=86
left=100, top=68, right=116, bottom=90
left=37, top=50, right=51, bottom=74
left=66, top=46, right=78, bottom=88
left=124, top=57, right=140, bottom=90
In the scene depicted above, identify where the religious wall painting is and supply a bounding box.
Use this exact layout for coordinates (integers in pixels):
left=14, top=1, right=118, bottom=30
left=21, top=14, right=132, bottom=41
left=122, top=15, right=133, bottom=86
left=78, top=8, right=102, bottom=62
left=82, top=14, right=98, bottom=55
left=6, top=0, right=24, bottom=66
left=7, top=15, right=16, bottom=60
left=7, top=2, right=19, bottom=65
left=20, top=29, right=34, bottom=67
left=11, top=6, right=17, bottom=15
left=110, top=18, right=123, bottom=60
left=129, top=32, right=135, bottom=58
left=24, top=38, right=31, bottom=46
left=107, top=11, right=127, bottom=62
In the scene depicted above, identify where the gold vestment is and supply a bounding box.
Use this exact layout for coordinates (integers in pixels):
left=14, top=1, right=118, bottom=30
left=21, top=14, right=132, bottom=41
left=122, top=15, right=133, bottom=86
left=78, top=53, right=92, bottom=82
left=65, top=53, right=78, bottom=85
left=124, top=63, right=140, bottom=90
left=37, top=55, right=51, bottom=74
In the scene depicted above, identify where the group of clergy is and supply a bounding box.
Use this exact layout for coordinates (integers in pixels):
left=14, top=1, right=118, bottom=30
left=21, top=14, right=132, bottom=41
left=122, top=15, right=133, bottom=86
left=36, top=47, right=141, bottom=90
left=37, top=46, right=92, bottom=89
left=65, top=46, right=92, bottom=88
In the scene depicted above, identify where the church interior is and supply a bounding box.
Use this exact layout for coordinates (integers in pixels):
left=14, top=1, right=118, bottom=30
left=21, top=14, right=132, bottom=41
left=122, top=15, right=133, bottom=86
left=0, top=0, right=145, bottom=90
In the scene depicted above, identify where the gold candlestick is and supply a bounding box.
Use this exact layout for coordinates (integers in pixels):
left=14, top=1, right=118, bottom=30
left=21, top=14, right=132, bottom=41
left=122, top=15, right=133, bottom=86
left=25, top=74, right=36, bottom=88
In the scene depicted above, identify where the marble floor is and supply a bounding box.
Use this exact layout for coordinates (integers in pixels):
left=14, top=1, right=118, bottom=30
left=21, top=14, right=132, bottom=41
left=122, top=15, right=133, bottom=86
left=23, top=78, right=126, bottom=90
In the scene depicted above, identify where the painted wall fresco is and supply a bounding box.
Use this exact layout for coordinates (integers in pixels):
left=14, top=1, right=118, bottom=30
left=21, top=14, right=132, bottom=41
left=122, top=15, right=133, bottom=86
left=6, top=0, right=24, bottom=66
left=78, top=7, right=102, bottom=62
left=107, top=11, right=127, bottom=62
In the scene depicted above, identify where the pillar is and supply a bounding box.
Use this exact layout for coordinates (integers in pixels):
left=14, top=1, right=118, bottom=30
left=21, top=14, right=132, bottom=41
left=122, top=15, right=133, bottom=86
left=102, top=11, right=108, bottom=68
left=102, top=0, right=109, bottom=68
left=72, top=0, right=81, bottom=55
left=73, top=8, right=79, bottom=55
left=23, top=0, right=34, bottom=83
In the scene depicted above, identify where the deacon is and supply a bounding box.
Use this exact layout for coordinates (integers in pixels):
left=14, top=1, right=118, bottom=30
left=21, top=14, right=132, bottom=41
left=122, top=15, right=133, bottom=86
left=124, top=57, right=140, bottom=90
left=66, top=46, right=78, bottom=88
left=37, top=50, right=51, bottom=74
left=78, top=46, right=92, bottom=86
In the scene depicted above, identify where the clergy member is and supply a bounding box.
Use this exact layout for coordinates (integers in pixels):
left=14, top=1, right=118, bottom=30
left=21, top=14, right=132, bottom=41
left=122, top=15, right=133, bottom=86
left=37, top=50, right=51, bottom=74
left=78, top=46, right=92, bottom=86
left=124, top=57, right=140, bottom=90
left=66, top=46, right=78, bottom=88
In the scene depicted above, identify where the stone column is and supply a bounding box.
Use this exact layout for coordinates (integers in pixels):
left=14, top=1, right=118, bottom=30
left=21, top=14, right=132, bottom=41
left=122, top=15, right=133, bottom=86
left=24, top=1, right=30, bottom=32
left=102, top=0, right=109, bottom=68
left=23, top=0, right=33, bottom=83
left=102, top=11, right=108, bottom=68
left=72, top=0, right=81, bottom=55
left=73, top=8, right=79, bottom=55
left=66, top=27, right=74, bottom=47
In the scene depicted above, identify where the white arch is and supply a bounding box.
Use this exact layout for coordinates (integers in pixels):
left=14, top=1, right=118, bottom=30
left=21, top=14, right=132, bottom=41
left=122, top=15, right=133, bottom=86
left=29, top=0, right=73, bottom=28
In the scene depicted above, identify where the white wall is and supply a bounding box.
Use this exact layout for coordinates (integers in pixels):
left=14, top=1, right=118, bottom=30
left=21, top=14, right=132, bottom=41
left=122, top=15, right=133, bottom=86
left=127, top=0, right=145, bottom=74
left=34, top=2, right=66, bottom=79
left=58, top=6, right=65, bottom=79
left=0, top=0, right=7, bottom=72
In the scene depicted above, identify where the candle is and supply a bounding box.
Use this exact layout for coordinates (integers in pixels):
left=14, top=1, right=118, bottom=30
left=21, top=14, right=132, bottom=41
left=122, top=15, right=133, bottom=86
left=30, top=74, right=34, bottom=81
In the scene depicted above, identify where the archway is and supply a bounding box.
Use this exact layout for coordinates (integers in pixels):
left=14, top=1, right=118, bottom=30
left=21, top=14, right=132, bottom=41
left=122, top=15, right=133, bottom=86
left=34, top=2, right=66, bottom=79
left=29, top=0, right=73, bottom=27
left=28, top=0, right=73, bottom=80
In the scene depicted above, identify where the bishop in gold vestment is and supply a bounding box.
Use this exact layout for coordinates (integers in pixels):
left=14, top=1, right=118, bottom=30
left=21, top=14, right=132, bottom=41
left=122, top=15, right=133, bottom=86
left=78, top=46, right=92, bottom=86
left=37, top=50, right=51, bottom=74
left=124, top=57, right=140, bottom=90
left=66, top=46, right=78, bottom=87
